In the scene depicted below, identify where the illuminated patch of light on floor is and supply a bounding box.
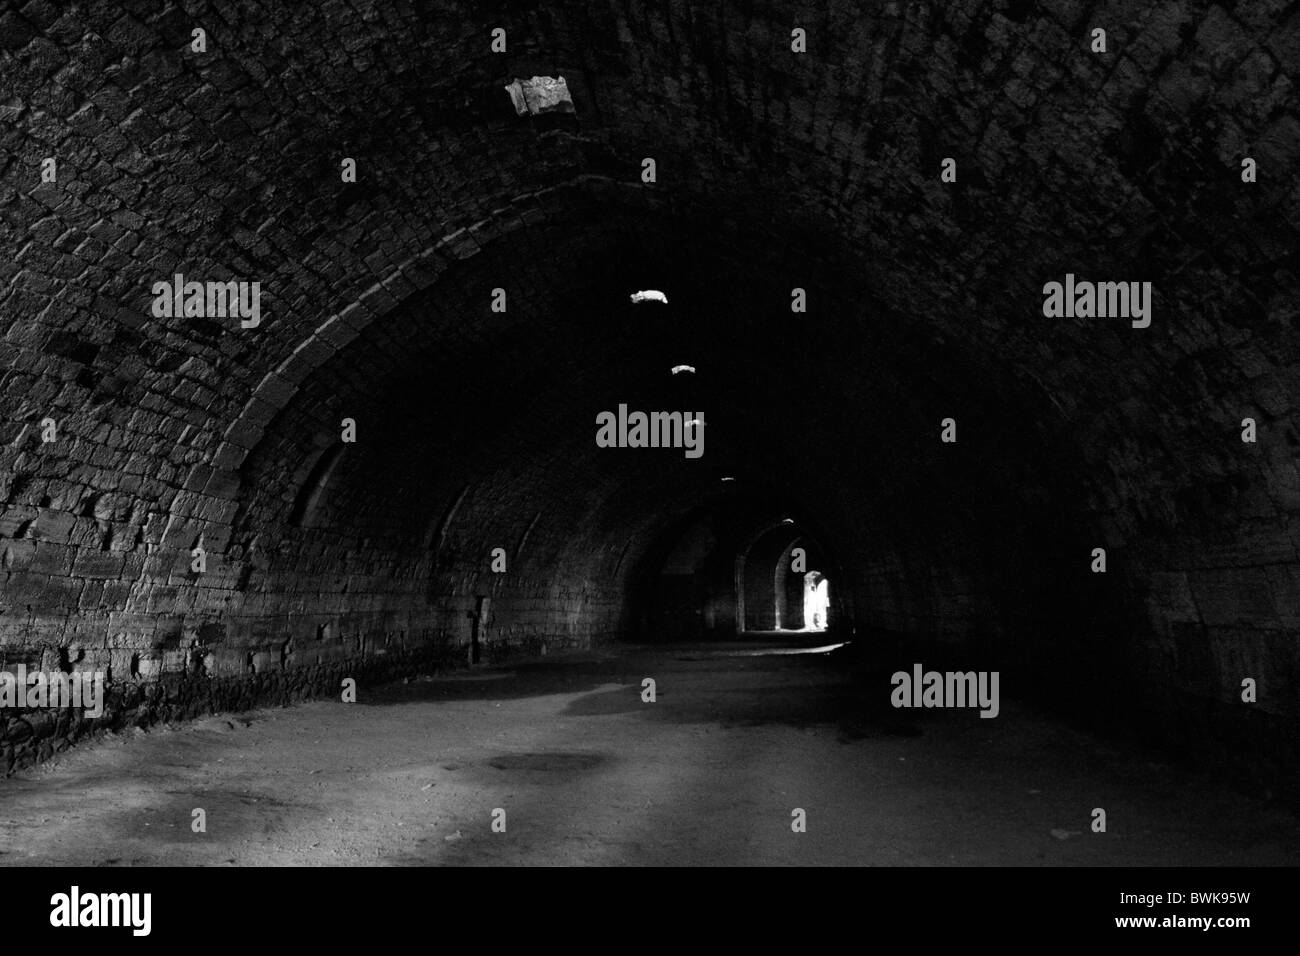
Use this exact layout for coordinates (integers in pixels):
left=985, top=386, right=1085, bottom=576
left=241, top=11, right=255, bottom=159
left=720, top=642, right=849, bottom=657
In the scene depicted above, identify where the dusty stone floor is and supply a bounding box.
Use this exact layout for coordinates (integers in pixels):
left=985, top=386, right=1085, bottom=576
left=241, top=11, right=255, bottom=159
left=2, top=639, right=1298, bottom=867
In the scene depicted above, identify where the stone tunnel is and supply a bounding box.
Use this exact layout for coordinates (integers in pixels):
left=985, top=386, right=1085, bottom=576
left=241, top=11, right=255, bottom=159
left=0, top=0, right=1298, bottom=869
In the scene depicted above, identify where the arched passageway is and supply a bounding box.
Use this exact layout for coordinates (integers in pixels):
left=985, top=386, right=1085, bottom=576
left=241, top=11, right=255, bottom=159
left=0, top=0, right=1297, bottom=867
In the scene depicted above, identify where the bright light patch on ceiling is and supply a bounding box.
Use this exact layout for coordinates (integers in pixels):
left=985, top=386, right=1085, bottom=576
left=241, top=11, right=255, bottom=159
left=504, top=76, right=575, bottom=116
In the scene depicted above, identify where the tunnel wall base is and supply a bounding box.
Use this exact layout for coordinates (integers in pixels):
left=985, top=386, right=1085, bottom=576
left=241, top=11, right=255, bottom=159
left=0, top=585, right=628, bottom=775
left=1, top=640, right=451, bottom=775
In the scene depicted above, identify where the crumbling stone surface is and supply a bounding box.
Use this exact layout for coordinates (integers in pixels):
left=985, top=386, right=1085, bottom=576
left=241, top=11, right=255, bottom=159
left=0, top=640, right=480, bottom=774
left=504, top=76, right=575, bottom=115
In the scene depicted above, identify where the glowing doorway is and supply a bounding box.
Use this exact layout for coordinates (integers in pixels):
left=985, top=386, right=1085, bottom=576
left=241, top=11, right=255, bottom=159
left=803, top=571, right=830, bottom=632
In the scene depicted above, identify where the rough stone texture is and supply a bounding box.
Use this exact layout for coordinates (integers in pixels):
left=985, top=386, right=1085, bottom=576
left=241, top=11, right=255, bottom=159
left=0, top=640, right=466, bottom=773
left=0, top=1, right=1296, bottom=789
left=504, top=76, right=575, bottom=116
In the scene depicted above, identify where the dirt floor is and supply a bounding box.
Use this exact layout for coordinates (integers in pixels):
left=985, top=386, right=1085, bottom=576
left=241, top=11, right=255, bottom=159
left=2, top=639, right=1298, bottom=866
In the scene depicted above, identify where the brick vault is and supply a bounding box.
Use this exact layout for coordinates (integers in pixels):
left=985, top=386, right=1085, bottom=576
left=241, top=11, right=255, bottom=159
left=0, top=1, right=1297, bottom=793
